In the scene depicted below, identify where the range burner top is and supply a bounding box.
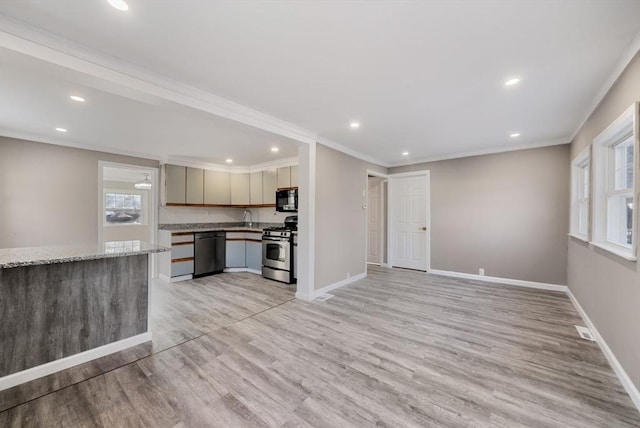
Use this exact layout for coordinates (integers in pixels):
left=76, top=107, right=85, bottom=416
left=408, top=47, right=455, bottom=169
left=264, top=226, right=291, bottom=232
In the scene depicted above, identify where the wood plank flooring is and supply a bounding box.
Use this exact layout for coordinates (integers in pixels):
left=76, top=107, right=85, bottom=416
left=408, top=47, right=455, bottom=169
left=0, top=272, right=294, bottom=412
left=1, top=266, right=638, bottom=427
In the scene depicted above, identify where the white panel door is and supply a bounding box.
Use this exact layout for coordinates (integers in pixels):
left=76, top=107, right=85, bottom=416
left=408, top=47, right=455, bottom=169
left=367, top=178, right=381, bottom=264
left=390, top=174, right=429, bottom=271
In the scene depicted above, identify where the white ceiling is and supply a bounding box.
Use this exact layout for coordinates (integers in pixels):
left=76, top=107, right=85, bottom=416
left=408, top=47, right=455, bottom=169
left=0, top=48, right=300, bottom=167
left=1, top=0, right=639, bottom=166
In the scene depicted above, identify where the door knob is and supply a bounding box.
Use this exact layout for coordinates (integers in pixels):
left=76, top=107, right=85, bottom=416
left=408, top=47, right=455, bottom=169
left=421, top=227, right=427, bottom=231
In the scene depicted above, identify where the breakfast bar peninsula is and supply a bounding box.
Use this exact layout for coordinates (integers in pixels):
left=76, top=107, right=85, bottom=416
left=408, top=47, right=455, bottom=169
left=0, top=240, right=169, bottom=390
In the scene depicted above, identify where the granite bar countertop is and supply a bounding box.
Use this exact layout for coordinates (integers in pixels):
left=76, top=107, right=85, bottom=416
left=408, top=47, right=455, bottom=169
left=0, top=241, right=170, bottom=269
left=159, top=222, right=283, bottom=233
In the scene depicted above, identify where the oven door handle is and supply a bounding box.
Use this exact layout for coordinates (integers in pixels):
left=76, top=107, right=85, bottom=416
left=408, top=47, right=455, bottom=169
left=262, top=236, right=290, bottom=242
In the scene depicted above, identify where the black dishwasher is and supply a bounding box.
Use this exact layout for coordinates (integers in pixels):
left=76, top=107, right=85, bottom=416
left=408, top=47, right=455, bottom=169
left=194, top=231, right=226, bottom=277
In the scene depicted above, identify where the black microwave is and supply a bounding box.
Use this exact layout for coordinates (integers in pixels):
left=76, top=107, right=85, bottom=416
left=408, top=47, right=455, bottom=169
left=276, top=189, right=298, bottom=212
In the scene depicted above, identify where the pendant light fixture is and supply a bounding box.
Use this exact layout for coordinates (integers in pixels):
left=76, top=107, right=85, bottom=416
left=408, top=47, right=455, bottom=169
left=135, top=173, right=152, bottom=190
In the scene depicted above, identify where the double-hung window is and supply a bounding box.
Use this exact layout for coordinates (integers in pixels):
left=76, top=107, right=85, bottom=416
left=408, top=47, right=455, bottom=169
left=570, top=148, right=590, bottom=241
left=592, top=103, right=638, bottom=261
left=105, top=192, right=144, bottom=225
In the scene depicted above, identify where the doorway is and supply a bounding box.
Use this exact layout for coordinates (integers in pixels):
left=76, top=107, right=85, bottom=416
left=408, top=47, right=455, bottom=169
left=98, top=162, right=158, bottom=246
left=367, top=175, right=387, bottom=265
left=388, top=171, right=430, bottom=271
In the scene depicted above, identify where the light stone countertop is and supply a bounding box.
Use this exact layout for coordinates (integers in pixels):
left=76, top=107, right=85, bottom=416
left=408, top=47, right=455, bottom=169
left=159, top=222, right=282, bottom=233
left=0, top=241, right=170, bottom=269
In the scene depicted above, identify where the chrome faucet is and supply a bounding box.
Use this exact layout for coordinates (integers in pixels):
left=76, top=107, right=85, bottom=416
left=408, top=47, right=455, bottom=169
left=242, top=209, right=253, bottom=228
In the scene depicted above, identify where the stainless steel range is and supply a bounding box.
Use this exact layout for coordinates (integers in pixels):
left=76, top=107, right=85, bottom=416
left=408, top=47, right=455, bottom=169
left=262, top=216, right=297, bottom=284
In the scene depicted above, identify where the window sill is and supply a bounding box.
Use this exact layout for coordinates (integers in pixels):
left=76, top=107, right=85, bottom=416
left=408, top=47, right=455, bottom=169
left=568, top=233, right=589, bottom=243
left=591, top=241, right=637, bottom=262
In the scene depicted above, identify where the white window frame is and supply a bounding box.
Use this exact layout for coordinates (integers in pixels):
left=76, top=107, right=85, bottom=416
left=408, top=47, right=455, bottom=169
left=592, top=103, right=638, bottom=261
left=569, top=147, right=590, bottom=242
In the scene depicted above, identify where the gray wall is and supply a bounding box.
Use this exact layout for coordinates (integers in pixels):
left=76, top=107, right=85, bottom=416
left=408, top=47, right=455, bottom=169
left=390, top=144, right=570, bottom=285
left=314, top=143, right=387, bottom=290
left=0, top=137, right=158, bottom=248
left=568, top=53, right=640, bottom=389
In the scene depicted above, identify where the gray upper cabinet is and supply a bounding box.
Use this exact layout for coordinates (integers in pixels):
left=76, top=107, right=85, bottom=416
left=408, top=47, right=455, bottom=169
left=204, top=170, right=230, bottom=205
left=165, top=164, right=186, bottom=204
left=230, top=173, right=250, bottom=205
left=186, top=167, right=204, bottom=204
left=277, top=166, right=291, bottom=189
left=250, top=172, right=263, bottom=205
left=263, top=169, right=277, bottom=204
left=290, top=165, right=299, bottom=188
left=164, top=164, right=296, bottom=206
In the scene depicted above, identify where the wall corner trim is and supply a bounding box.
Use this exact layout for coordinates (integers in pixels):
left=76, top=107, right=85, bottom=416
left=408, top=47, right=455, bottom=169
left=428, top=269, right=568, bottom=292
left=306, top=272, right=367, bottom=300
left=566, top=289, right=640, bottom=412
left=294, top=291, right=314, bottom=301
left=0, top=332, right=152, bottom=392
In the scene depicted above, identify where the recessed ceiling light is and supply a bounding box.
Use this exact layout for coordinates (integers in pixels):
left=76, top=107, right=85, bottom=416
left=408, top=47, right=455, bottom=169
left=108, top=0, right=129, bottom=11
left=271, top=147, right=279, bottom=152
left=505, top=78, right=520, bottom=86
left=69, top=95, right=85, bottom=103
left=55, top=127, right=67, bottom=133
left=510, top=133, right=521, bottom=138
left=402, top=151, right=409, bottom=156
left=350, top=122, right=360, bottom=129
left=225, top=159, right=233, bottom=163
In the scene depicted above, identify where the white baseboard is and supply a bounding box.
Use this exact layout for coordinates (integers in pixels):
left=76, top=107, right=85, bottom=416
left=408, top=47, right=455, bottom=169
left=163, top=274, right=192, bottom=283
left=311, top=272, right=367, bottom=300
left=158, top=273, right=171, bottom=282
left=567, top=289, right=640, bottom=412
left=224, top=267, right=262, bottom=275
left=429, top=269, right=568, bottom=292
left=0, top=332, right=152, bottom=391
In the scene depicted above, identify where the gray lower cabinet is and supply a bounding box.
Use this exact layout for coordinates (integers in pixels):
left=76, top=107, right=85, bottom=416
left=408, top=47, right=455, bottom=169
left=226, top=237, right=246, bottom=268
left=246, top=240, right=262, bottom=271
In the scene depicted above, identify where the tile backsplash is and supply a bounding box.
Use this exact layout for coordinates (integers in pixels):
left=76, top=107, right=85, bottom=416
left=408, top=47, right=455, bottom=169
left=159, top=206, right=292, bottom=225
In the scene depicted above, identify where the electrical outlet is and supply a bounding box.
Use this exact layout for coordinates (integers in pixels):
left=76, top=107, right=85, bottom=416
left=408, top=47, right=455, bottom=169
left=479, top=268, right=485, bottom=276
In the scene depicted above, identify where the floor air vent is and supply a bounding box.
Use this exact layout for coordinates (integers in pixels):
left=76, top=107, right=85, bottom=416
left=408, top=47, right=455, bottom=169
left=575, top=325, right=596, bottom=342
left=316, top=293, right=334, bottom=302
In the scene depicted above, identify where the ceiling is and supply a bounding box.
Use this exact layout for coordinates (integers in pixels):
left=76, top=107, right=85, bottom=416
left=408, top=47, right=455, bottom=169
left=1, top=0, right=639, bottom=166
left=0, top=48, right=300, bottom=167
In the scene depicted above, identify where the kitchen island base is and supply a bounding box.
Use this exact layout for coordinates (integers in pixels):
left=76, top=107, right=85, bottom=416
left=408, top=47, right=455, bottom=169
left=0, top=251, right=158, bottom=390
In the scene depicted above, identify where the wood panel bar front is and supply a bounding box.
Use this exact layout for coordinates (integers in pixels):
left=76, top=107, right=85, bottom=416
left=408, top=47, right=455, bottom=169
left=0, top=254, right=149, bottom=377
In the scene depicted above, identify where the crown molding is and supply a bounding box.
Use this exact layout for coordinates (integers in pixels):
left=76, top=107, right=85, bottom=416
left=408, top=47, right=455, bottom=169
left=316, top=137, right=390, bottom=168
left=569, top=31, right=640, bottom=142
left=0, top=128, right=165, bottom=162
left=0, top=17, right=318, bottom=145
left=387, top=137, right=570, bottom=168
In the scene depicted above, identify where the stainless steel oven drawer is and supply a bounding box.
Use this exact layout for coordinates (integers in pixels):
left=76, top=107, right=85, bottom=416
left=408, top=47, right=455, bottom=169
left=262, top=265, right=291, bottom=283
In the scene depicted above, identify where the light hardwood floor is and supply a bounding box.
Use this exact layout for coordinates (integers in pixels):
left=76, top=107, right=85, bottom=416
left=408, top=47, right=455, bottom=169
left=1, top=267, right=638, bottom=427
